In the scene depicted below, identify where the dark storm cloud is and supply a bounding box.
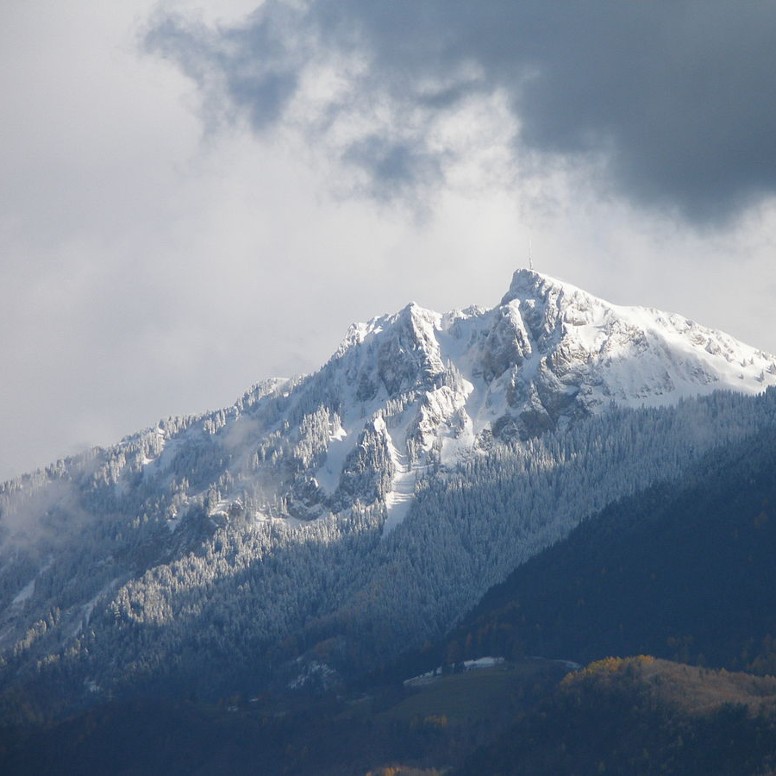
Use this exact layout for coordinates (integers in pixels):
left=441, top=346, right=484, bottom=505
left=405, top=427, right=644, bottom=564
left=146, top=7, right=301, bottom=131
left=146, top=0, right=776, bottom=224
left=342, top=135, right=445, bottom=201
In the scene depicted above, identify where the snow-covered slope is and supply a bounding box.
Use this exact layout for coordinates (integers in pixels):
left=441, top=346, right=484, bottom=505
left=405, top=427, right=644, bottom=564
left=312, top=268, right=776, bottom=502
left=2, top=269, right=776, bottom=708
left=495, top=270, right=774, bottom=408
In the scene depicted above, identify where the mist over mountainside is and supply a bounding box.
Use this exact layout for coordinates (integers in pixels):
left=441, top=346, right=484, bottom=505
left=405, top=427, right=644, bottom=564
left=2, top=269, right=776, bottom=716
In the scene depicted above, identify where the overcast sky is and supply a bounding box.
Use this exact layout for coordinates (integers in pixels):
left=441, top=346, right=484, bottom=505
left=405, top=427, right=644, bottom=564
left=2, top=0, right=776, bottom=482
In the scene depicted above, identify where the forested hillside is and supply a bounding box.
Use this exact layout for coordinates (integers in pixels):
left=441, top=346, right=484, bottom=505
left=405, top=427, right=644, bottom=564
left=3, top=271, right=776, bottom=719
left=455, top=657, right=776, bottom=776
left=4, top=390, right=776, bottom=717
left=441, top=420, right=776, bottom=674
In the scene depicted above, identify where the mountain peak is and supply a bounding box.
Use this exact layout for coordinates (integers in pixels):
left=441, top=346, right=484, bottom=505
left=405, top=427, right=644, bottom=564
left=499, top=268, right=577, bottom=306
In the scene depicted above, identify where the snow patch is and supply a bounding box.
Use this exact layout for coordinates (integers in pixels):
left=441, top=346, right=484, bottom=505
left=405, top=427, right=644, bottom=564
left=12, top=578, right=36, bottom=606
left=71, top=577, right=121, bottom=639
left=316, top=420, right=358, bottom=494
left=11, top=558, right=54, bottom=606
left=378, top=414, right=417, bottom=534
left=403, top=656, right=506, bottom=686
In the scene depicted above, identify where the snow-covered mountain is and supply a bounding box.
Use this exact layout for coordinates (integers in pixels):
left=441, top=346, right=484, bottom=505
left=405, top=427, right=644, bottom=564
left=330, top=266, right=776, bottom=462
left=296, top=268, right=774, bottom=527
left=2, top=269, right=776, bottom=710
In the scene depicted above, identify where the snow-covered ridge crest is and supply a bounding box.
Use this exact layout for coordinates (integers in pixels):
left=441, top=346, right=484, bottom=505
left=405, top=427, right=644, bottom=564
left=495, top=269, right=776, bottom=415
left=3, top=266, right=774, bottom=544
left=4, top=268, right=774, bottom=531
left=302, top=268, right=776, bottom=526
left=331, top=268, right=776, bottom=444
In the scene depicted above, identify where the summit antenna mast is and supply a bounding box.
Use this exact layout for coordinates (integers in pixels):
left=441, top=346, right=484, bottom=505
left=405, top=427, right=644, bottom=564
left=529, top=238, right=534, bottom=271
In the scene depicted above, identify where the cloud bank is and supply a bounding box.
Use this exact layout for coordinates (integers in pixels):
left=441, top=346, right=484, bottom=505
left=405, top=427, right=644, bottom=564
left=147, top=0, right=776, bottom=224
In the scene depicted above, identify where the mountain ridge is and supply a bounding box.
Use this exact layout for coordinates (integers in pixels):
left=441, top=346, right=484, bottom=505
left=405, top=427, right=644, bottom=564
left=2, top=268, right=776, bottom=715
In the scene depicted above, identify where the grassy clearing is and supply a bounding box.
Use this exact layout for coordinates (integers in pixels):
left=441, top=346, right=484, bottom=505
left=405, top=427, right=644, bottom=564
left=378, top=660, right=567, bottom=725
